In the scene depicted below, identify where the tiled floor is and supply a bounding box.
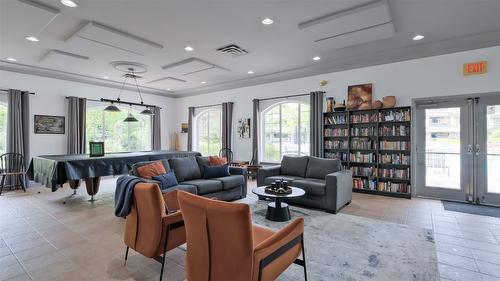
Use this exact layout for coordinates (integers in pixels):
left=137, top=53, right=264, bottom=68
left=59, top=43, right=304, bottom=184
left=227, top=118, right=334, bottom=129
left=1, top=178, right=500, bottom=281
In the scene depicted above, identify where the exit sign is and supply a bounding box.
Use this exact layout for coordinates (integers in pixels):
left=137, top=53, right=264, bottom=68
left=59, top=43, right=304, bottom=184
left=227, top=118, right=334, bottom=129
left=463, top=61, right=488, bottom=76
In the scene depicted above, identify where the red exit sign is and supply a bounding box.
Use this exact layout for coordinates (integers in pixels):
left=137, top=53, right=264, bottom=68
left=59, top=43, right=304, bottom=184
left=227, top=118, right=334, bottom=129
left=463, top=61, right=488, bottom=76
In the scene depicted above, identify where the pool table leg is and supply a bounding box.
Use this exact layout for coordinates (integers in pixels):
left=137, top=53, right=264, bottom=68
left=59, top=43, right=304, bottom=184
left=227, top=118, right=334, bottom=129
left=68, top=180, right=80, bottom=195
left=84, top=177, right=101, bottom=201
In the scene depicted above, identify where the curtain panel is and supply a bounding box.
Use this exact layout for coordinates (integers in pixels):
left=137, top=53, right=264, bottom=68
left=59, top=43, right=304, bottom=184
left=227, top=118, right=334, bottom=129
left=7, top=89, right=30, bottom=166
left=310, top=91, right=325, bottom=157
left=151, top=107, right=161, bottom=150
left=221, top=102, right=233, bottom=151
left=67, top=97, right=87, bottom=154
left=252, top=99, right=260, bottom=165
left=187, top=107, right=195, bottom=151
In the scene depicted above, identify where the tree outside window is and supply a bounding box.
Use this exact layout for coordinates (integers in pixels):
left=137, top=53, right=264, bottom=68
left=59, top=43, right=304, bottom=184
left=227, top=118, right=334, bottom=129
left=262, top=101, right=310, bottom=162
left=195, top=108, right=222, bottom=156
left=0, top=103, right=6, bottom=154
left=86, top=106, right=151, bottom=153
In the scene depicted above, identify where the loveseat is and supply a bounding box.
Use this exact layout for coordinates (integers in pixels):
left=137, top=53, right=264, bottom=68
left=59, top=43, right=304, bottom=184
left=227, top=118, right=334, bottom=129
left=131, top=156, right=247, bottom=201
left=257, top=156, right=352, bottom=213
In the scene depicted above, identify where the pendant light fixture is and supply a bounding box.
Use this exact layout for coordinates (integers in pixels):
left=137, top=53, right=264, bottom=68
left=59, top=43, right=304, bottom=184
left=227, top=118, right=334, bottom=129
left=123, top=111, right=139, bottom=122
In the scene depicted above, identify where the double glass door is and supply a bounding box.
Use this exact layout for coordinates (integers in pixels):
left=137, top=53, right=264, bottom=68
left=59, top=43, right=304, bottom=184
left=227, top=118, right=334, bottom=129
left=415, top=94, right=500, bottom=206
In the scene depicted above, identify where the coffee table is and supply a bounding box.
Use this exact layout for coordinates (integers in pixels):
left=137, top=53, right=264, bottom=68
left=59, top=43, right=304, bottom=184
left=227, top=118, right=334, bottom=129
left=252, top=186, right=305, bottom=222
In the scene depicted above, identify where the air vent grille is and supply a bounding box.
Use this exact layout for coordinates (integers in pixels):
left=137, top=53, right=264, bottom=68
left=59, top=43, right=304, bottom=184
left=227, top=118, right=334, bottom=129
left=216, top=44, right=249, bottom=57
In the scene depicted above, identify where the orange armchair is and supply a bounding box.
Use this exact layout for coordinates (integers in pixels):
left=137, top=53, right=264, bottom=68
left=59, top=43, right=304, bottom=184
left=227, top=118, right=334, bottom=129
left=123, top=183, right=186, bottom=281
left=178, top=191, right=307, bottom=281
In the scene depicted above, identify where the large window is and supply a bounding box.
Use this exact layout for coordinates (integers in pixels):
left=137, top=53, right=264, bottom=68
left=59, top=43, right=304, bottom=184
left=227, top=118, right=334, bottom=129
left=0, top=102, right=6, bottom=154
left=261, top=101, right=310, bottom=162
left=86, top=105, right=151, bottom=153
left=194, top=107, right=222, bottom=156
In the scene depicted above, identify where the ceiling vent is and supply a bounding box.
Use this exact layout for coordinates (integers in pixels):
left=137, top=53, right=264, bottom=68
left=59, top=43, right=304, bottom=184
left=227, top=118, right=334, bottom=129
left=216, top=44, right=249, bottom=57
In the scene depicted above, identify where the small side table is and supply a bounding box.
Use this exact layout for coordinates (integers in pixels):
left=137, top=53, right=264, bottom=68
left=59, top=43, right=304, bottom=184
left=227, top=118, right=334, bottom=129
left=252, top=186, right=305, bottom=222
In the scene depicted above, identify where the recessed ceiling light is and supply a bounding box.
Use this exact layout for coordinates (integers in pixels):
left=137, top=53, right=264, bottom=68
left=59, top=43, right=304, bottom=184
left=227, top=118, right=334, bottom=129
left=313, top=56, right=321, bottom=61
left=200, top=81, right=207, bottom=84
left=103, top=76, right=109, bottom=79
left=247, top=70, right=254, bottom=74
left=6, top=57, right=17, bottom=62
left=25, top=36, right=39, bottom=42
left=184, top=46, right=194, bottom=52
left=262, top=18, right=274, bottom=25
left=60, top=0, right=77, bottom=7
left=412, top=34, right=425, bottom=41
left=166, top=88, right=172, bottom=91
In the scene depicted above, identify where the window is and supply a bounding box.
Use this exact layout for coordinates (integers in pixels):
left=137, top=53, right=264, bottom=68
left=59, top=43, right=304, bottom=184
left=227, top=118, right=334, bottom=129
left=86, top=105, right=151, bottom=153
left=194, top=107, right=222, bottom=156
left=0, top=102, right=6, bottom=154
left=261, top=101, right=310, bottom=162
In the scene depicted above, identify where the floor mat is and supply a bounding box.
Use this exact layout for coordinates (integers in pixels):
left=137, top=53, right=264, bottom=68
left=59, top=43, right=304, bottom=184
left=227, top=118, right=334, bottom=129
left=442, top=200, right=500, bottom=218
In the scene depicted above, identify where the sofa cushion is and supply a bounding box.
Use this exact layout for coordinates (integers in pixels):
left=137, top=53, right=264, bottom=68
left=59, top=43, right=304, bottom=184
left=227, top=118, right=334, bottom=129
left=203, top=164, right=230, bottom=179
left=292, top=178, right=326, bottom=196
left=152, top=170, right=178, bottom=190
left=131, top=159, right=171, bottom=176
left=135, top=161, right=167, bottom=179
left=305, top=157, right=341, bottom=179
left=180, top=179, right=223, bottom=195
left=281, top=156, right=309, bottom=177
left=196, top=156, right=210, bottom=175
left=212, top=175, right=245, bottom=190
left=169, top=157, right=201, bottom=182
left=165, top=184, right=197, bottom=195
left=263, top=175, right=304, bottom=186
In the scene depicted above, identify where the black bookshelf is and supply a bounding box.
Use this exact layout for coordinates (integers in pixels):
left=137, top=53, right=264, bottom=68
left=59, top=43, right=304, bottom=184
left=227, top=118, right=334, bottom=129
left=323, top=106, right=411, bottom=199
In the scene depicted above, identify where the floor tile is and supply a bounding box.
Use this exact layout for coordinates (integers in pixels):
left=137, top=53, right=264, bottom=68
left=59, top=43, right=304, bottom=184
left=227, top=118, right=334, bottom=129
left=437, top=251, right=478, bottom=272
left=477, top=260, right=500, bottom=278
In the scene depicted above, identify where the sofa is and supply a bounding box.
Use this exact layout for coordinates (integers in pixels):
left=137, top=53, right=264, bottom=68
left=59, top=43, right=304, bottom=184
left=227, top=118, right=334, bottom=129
left=131, top=156, right=247, bottom=201
left=257, top=156, right=352, bottom=213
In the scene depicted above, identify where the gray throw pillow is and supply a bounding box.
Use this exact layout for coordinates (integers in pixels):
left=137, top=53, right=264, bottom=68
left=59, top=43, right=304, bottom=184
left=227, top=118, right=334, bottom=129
left=305, top=157, right=341, bottom=179
left=196, top=156, right=210, bottom=175
left=169, top=157, right=201, bottom=182
left=280, top=156, right=309, bottom=177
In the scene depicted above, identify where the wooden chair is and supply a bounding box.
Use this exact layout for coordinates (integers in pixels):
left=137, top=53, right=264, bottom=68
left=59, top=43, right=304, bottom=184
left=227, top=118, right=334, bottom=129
left=219, top=148, right=234, bottom=164
left=123, top=185, right=185, bottom=281
left=178, top=191, right=307, bottom=281
left=0, top=153, right=27, bottom=195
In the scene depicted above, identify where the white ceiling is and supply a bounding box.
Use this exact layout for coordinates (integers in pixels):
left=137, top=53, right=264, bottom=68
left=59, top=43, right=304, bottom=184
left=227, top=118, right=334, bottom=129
left=1, top=0, right=500, bottom=97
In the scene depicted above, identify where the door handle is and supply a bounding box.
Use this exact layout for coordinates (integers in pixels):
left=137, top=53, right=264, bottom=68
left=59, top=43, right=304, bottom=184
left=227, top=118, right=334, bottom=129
left=467, top=144, right=473, bottom=154
left=475, top=144, right=480, bottom=155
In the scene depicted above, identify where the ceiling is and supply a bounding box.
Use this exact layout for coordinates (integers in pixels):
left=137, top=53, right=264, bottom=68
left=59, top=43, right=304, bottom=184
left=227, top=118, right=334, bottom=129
left=1, top=0, right=500, bottom=97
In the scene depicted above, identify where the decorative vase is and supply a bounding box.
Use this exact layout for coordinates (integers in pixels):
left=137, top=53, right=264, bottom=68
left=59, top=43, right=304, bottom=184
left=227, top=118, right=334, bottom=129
left=373, top=100, right=383, bottom=109
left=382, top=96, right=396, bottom=108
left=326, top=97, right=335, bottom=112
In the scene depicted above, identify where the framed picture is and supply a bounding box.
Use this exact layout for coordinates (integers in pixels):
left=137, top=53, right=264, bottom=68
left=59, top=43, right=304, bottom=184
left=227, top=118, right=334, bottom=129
left=181, top=123, right=188, bottom=133
left=34, top=115, right=65, bottom=134
left=347, top=84, right=372, bottom=110
left=89, top=142, right=105, bottom=157
left=237, top=118, right=251, bottom=139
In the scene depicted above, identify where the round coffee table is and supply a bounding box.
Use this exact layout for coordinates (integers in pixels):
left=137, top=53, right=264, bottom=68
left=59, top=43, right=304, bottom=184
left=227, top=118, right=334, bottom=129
left=252, top=186, right=305, bottom=222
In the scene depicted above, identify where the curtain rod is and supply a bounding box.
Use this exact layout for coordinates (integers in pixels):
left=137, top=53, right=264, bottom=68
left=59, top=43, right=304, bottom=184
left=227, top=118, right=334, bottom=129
left=255, top=93, right=310, bottom=102
left=0, top=88, right=36, bottom=95
left=190, top=103, right=224, bottom=110
left=65, top=96, right=162, bottom=109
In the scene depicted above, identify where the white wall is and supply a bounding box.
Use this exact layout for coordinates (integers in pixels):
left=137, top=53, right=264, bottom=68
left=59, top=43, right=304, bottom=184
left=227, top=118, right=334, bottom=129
left=0, top=70, right=176, bottom=160
left=174, top=45, right=500, bottom=160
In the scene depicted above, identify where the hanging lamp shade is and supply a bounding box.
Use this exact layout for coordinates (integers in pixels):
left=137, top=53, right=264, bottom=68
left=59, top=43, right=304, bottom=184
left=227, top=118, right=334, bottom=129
left=123, top=112, right=139, bottom=122
left=104, top=103, right=121, bottom=112
left=140, top=107, right=154, bottom=115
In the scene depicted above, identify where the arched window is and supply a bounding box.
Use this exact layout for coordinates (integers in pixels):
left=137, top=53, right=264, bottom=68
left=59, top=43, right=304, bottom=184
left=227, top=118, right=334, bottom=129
left=194, top=107, right=222, bottom=156
left=0, top=102, right=7, bottom=154
left=261, top=101, right=310, bottom=162
left=86, top=104, right=151, bottom=153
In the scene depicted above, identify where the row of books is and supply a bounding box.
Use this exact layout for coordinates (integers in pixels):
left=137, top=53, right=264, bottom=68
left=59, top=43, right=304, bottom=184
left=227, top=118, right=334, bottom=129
left=379, top=125, right=410, bottom=137
left=379, top=141, right=411, bottom=150
left=351, top=166, right=376, bottom=177
left=379, top=168, right=410, bottom=179
left=379, top=109, right=411, bottom=122
left=350, top=113, right=379, bottom=123
left=325, top=115, right=347, bottom=125
left=377, top=182, right=411, bottom=193
left=353, top=178, right=377, bottom=190
left=380, top=153, right=411, bottom=165
left=351, top=127, right=376, bottom=137
left=324, top=152, right=348, bottom=162
left=351, top=139, right=377, bottom=150
left=350, top=152, right=376, bottom=163
left=324, top=128, right=349, bottom=137
left=324, top=140, right=349, bottom=150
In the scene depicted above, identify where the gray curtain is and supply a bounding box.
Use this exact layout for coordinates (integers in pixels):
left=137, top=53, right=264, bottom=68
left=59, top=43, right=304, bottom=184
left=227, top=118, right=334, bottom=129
left=7, top=89, right=30, bottom=166
left=221, top=102, right=233, bottom=150
left=187, top=107, right=195, bottom=151
left=151, top=107, right=161, bottom=150
left=310, top=91, right=325, bottom=157
left=252, top=99, right=260, bottom=165
left=67, top=97, right=87, bottom=154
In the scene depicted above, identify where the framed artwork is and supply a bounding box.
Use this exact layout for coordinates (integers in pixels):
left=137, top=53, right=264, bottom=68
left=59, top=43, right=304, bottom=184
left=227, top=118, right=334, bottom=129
left=34, top=115, right=65, bottom=134
left=89, top=142, right=105, bottom=157
left=347, top=84, right=372, bottom=110
left=181, top=123, right=188, bottom=133
left=237, top=118, right=251, bottom=139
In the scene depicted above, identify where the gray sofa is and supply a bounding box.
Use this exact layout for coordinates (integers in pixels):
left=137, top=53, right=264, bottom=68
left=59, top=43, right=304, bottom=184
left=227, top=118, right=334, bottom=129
left=257, top=156, right=352, bottom=213
left=131, top=156, right=247, bottom=201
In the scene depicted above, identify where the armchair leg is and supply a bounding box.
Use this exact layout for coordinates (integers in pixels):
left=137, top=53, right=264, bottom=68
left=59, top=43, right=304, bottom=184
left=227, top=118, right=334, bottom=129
left=301, top=234, right=307, bottom=281
left=0, top=175, right=5, bottom=195
left=124, top=247, right=129, bottom=266
left=159, top=225, right=171, bottom=281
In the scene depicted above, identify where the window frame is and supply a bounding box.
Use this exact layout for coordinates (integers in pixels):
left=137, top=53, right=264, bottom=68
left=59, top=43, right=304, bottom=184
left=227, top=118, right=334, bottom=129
left=193, top=106, right=222, bottom=156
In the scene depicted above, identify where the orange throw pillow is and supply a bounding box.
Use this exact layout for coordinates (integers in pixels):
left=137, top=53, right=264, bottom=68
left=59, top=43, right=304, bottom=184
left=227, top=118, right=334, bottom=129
left=208, top=156, right=227, bottom=166
left=136, top=161, right=167, bottom=179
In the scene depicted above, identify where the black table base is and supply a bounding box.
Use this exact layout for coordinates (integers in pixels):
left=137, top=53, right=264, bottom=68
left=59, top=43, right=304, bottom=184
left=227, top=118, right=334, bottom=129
left=266, top=199, right=291, bottom=222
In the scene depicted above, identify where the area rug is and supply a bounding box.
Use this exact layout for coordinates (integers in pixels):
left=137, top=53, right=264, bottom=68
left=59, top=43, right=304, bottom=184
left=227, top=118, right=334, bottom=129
left=442, top=200, right=500, bottom=218
left=250, top=202, right=439, bottom=281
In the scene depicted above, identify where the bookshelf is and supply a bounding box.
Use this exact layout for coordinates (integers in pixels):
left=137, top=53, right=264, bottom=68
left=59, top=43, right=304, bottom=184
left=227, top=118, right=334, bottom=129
left=324, top=106, right=411, bottom=199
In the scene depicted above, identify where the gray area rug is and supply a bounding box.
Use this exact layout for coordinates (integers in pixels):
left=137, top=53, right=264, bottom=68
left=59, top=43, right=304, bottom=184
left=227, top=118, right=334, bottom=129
left=250, top=202, right=439, bottom=281
left=442, top=200, right=500, bottom=218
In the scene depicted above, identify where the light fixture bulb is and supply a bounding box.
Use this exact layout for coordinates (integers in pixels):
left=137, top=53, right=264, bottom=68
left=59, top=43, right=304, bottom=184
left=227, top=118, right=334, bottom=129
left=313, top=56, right=321, bottom=61
left=103, top=76, right=109, bottom=79
left=184, top=46, right=194, bottom=52
left=412, top=34, right=425, bottom=41
left=60, top=0, right=77, bottom=7
left=200, top=81, right=207, bottom=84
left=262, top=18, right=274, bottom=25
left=247, top=70, right=254, bottom=74
left=25, top=36, right=39, bottom=42
left=6, top=58, right=17, bottom=62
